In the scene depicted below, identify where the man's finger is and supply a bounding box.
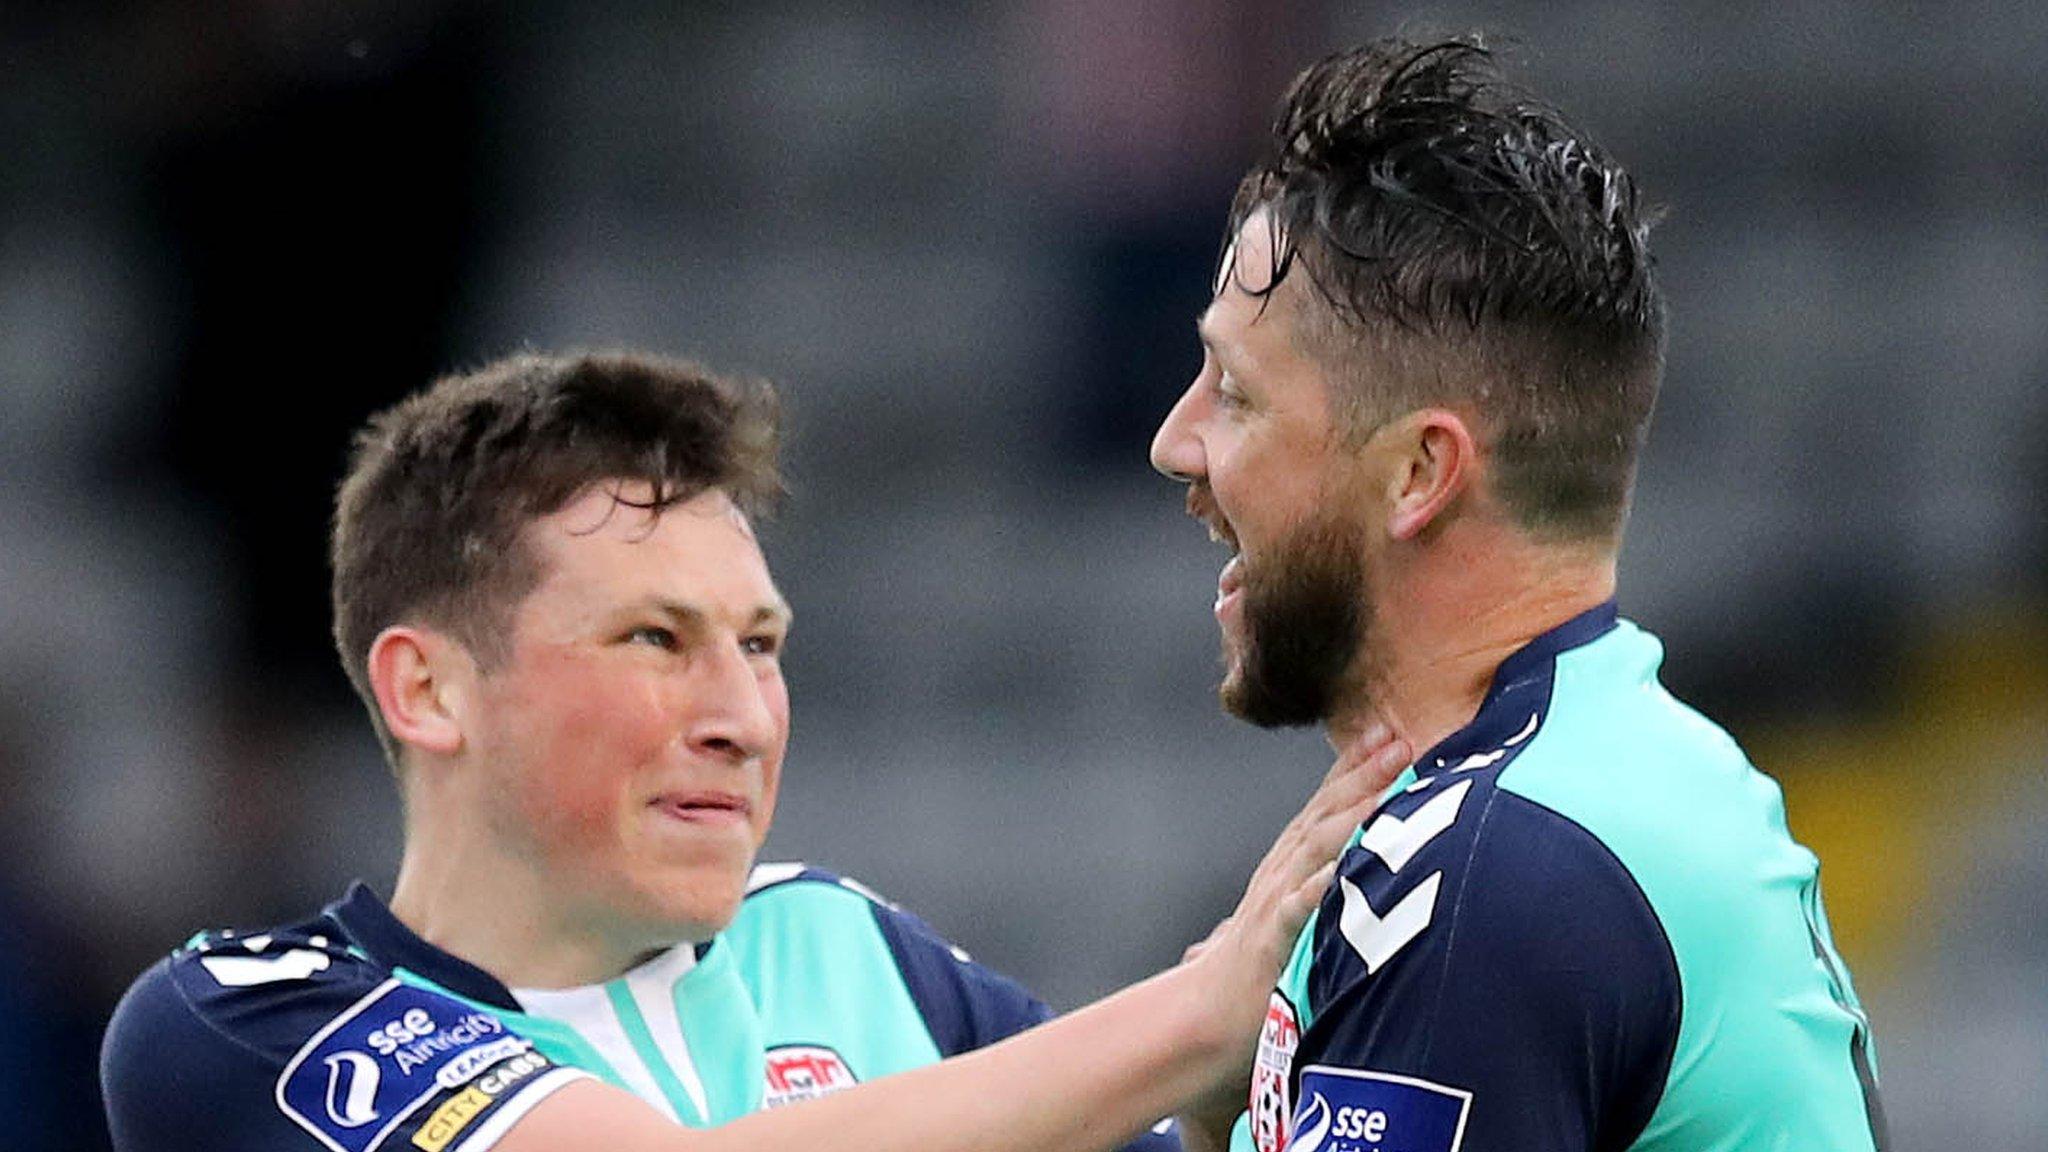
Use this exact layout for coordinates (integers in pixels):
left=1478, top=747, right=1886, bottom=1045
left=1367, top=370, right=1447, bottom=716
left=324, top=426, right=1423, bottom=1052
left=1308, top=736, right=1412, bottom=820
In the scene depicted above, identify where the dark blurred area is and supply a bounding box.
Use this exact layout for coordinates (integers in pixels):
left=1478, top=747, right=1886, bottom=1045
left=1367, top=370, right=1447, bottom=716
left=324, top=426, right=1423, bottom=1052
left=4, top=3, right=2045, bottom=1148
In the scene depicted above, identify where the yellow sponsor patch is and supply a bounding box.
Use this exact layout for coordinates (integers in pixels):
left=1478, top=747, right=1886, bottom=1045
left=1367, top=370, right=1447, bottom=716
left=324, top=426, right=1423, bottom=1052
left=412, top=1085, right=491, bottom=1152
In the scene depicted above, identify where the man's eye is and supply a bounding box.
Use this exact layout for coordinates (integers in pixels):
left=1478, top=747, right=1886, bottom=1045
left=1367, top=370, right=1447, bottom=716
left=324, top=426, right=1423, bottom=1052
left=629, top=626, right=678, bottom=650
left=742, top=634, right=783, bottom=658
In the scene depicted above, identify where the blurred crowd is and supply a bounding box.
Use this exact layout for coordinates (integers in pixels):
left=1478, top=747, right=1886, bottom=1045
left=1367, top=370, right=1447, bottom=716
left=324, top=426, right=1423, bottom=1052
left=3, top=2, right=2044, bottom=1148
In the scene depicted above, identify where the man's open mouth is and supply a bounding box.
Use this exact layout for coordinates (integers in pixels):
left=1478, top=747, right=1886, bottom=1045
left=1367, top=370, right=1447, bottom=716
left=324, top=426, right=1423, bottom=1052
left=1187, top=486, right=1244, bottom=619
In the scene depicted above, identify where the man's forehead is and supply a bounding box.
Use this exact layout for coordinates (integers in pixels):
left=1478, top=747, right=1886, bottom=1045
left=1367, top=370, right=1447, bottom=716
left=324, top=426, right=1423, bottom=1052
left=1215, top=209, right=1288, bottom=300
left=523, top=485, right=773, bottom=595
left=1202, top=216, right=1306, bottom=357
left=1213, top=233, right=1241, bottom=298
left=545, top=483, right=752, bottom=539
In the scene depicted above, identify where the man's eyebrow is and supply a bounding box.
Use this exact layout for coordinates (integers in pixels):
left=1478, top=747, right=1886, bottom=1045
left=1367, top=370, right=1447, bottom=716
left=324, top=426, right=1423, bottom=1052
left=644, top=598, right=793, bottom=629
left=1196, top=317, right=1230, bottom=368
left=1196, top=316, right=1246, bottom=374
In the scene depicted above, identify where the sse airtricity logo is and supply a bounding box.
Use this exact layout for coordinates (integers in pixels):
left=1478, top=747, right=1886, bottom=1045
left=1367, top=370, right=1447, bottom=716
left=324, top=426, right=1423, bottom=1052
left=301, top=1005, right=438, bottom=1129
left=1287, top=1065, right=1471, bottom=1152
left=277, top=980, right=519, bottom=1152
left=323, top=1051, right=382, bottom=1127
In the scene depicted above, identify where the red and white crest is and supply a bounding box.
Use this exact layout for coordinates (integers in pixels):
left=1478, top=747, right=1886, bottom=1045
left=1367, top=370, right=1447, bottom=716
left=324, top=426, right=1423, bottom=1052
left=1250, top=992, right=1301, bottom=1152
left=763, top=1045, right=858, bottom=1108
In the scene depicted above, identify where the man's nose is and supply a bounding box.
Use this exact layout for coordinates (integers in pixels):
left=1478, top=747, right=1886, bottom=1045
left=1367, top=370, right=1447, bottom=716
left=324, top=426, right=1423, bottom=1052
left=1150, top=378, right=1208, bottom=482
left=685, top=642, right=778, bottom=763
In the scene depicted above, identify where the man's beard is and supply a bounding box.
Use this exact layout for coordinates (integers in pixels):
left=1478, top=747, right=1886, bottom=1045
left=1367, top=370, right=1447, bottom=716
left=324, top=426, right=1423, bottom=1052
left=1221, top=513, right=1369, bottom=729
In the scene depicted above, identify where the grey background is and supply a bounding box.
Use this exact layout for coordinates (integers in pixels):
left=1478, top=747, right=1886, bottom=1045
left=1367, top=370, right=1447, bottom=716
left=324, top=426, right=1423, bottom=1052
left=3, top=2, right=2044, bottom=1148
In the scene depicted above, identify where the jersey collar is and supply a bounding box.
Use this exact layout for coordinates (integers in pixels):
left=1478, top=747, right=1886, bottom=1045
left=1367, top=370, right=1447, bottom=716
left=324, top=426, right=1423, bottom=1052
left=325, top=882, right=526, bottom=1010
left=1410, top=599, right=1618, bottom=781
left=325, top=881, right=721, bottom=1009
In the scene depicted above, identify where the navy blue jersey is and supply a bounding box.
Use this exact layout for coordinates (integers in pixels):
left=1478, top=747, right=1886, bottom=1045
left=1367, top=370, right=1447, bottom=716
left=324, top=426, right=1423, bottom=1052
left=1239, top=604, right=1885, bottom=1152
left=101, top=919, right=581, bottom=1152
left=103, top=865, right=1179, bottom=1151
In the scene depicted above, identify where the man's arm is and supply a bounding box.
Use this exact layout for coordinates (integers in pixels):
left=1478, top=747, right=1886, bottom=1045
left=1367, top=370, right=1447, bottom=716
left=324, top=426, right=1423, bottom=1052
left=493, top=726, right=1410, bottom=1152
left=512, top=957, right=1251, bottom=1151
left=101, top=943, right=596, bottom=1152
left=857, top=886, right=1176, bottom=1150
left=1171, top=1119, right=1234, bottom=1152
left=103, top=732, right=1406, bottom=1152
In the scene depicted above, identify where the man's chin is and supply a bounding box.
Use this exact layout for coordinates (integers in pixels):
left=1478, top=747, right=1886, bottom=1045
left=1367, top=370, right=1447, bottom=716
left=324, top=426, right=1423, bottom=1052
left=1217, top=649, right=1248, bottom=713
left=632, top=862, right=753, bottom=943
left=1218, top=664, right=1251, bottom=720
left=1219, top=670, right=1281, bottom=729
left=645, top=897, right=740, bottom=946
left=1218, top=654, right=1330, bottom=730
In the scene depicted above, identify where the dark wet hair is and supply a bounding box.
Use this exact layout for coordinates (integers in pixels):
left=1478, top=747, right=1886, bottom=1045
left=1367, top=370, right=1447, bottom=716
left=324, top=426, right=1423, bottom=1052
left=1231, top=36, right=1665, bottom=538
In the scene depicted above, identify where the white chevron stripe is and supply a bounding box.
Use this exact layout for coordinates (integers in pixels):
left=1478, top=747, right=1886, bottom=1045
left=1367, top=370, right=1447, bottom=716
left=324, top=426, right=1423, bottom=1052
left=1448, top=711, right=1540, bottom=772
left=1450, top=747, right=1508, bottom=772
left=513, top=982, right=677, bottom=1123
left=747, top=861, right=808, bottom=892
left=200, top=948, right=331, bottom=986
left=1358, top=780, right=1471, bottom=873
left=1338, top=872, right=1441, bottom=974
left=622, top=948, right=710, bottom=1125
left=1504, top=710, right=1540, bottom=746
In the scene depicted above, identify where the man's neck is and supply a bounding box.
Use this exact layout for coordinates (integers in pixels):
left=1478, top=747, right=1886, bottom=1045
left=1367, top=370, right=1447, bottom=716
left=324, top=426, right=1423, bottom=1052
left=387, top=823, right=669, bottom=989
left=1327, top=539, right=1616, bottom=761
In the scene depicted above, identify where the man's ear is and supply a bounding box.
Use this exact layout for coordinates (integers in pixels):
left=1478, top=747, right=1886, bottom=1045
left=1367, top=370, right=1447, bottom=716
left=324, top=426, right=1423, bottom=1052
left=1383, top=408, right=1480, bottom=542
left=367, top=625, right=470, bottom=758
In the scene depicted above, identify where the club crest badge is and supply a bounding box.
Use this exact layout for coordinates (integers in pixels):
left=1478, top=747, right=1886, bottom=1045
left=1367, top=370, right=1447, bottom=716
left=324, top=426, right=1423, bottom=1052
left=763, top=1045, right=858, bottom=1108
left=1251, top=992, right=1301, bottom=1152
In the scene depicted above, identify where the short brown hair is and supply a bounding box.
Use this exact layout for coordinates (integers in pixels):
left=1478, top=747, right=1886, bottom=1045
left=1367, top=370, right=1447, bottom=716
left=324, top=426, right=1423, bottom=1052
left=331, top=351, right=784, bottom=764
left=1232, top=38, right=1665, bottom=540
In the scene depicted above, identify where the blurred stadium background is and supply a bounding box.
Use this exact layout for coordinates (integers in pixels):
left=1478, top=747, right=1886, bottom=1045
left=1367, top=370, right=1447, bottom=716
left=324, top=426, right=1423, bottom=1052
left=4, top=1, right=2045, bottom=1147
